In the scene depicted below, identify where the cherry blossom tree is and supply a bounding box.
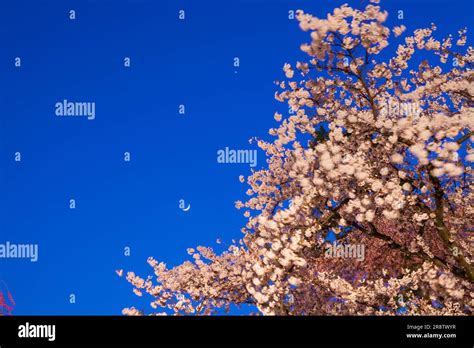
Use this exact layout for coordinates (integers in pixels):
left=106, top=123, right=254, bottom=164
left=120, top=0, right=473, bottom=316
left=0, top=281, right=15, bottom=316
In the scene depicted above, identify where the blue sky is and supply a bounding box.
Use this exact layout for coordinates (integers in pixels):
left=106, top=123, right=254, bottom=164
left=0, top=0, right=472, bottom=315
